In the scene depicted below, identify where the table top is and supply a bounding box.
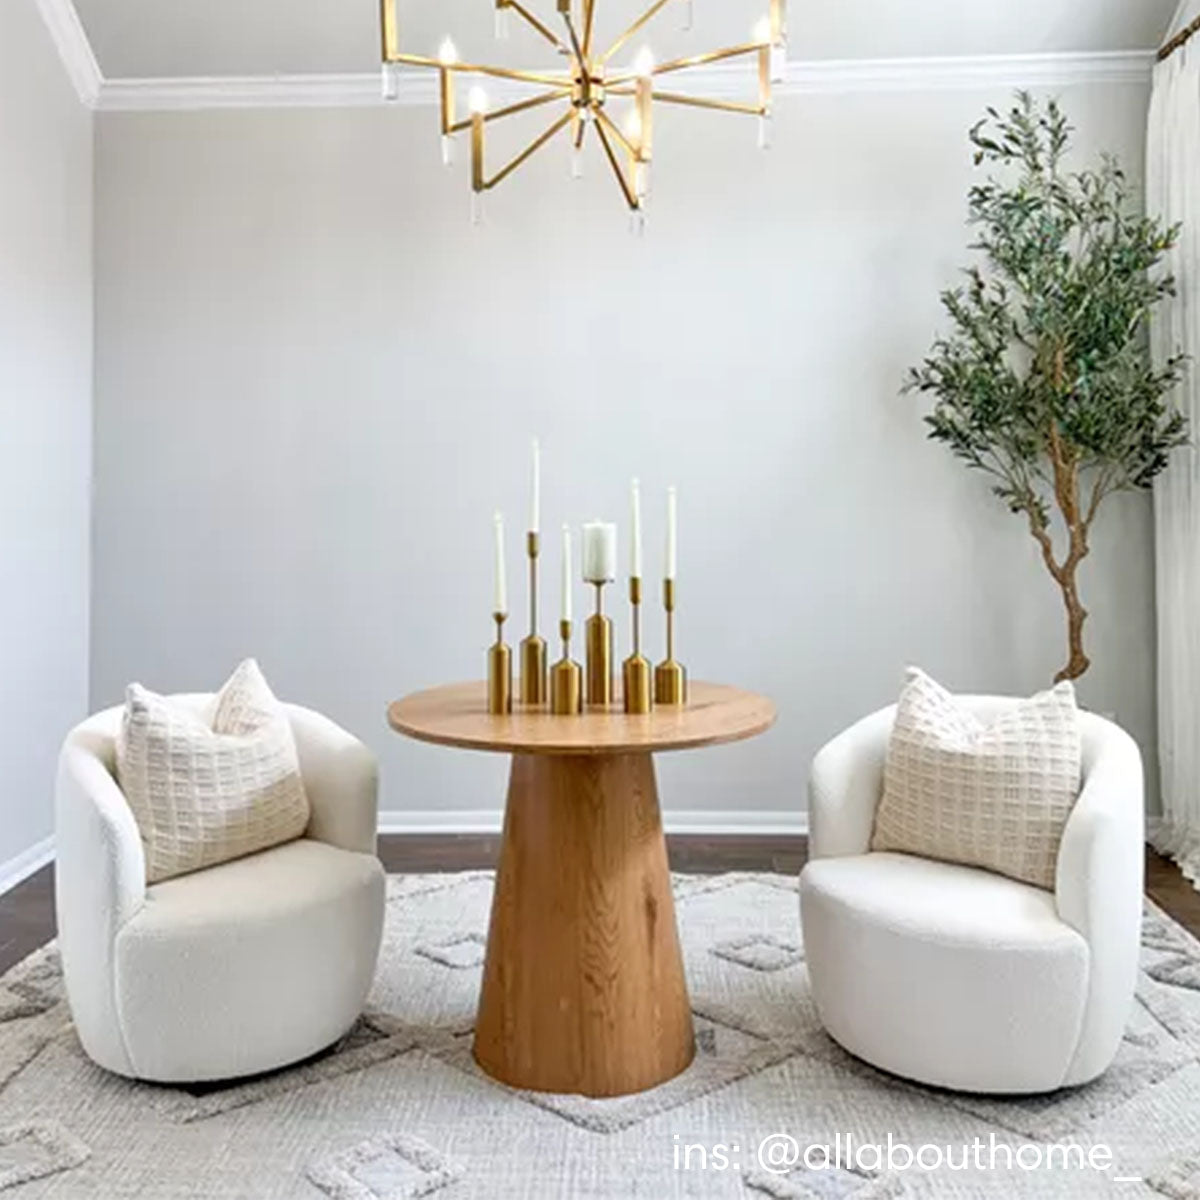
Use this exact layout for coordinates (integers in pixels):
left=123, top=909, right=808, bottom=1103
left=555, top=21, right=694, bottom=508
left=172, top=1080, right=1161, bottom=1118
left=387, top=681, right=776, bottom=757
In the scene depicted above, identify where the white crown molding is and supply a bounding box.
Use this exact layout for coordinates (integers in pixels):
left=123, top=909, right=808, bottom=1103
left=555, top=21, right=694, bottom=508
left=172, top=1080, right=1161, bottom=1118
left=0, top=835, right=55, bottom=897
left=35, top=0, right=101, bottom=109
left=378, top=809, right=808, bottom=836
left=93, top=50, right=1155, bottom=113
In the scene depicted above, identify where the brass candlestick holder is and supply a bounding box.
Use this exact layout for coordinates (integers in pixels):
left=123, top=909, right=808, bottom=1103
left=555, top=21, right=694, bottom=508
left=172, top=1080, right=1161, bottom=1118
left=487, top=612, right=512, bottom=715
left=519, top=531, right=547, bottom=706
left=622, top=576, right=652, bottom=714
left=550, top=619, right=583, bottom=715
left=585, top=581, right=614, bottom=707
left=654, top=578, right=688, bottom=706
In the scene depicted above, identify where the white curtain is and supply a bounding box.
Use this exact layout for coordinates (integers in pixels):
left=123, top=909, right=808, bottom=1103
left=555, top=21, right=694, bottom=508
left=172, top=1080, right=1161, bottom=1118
left=1149, top=1, right=1200, bottom=885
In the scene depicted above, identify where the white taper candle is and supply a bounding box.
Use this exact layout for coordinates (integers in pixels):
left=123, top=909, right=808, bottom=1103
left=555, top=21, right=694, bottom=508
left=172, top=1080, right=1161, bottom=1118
left=561, top=524, right=572, bottom=623
left=529, top=437, right=540, bottom=534
left=493, top=511, right=507, bottom=614
left=630, top=479, right=642, bottom=578
left=666, top=487, right=677, bottom=580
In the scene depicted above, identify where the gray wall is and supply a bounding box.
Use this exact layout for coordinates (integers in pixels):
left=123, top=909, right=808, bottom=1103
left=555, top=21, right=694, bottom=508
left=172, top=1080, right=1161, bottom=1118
left=92, top=81, right=1157, bottom=827
left=0, top=3, right=93, bottom=866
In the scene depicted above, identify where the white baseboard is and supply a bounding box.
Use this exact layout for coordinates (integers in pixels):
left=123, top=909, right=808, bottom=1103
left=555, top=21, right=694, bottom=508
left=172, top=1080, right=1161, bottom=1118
left=0, top=836, right=55, bottom=897
left=378, top=811, right=808, bottom=837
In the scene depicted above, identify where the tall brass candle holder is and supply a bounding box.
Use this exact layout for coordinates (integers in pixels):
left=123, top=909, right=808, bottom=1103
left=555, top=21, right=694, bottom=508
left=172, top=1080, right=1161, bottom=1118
left=654, top=578, right=688, bottom=706
left=487, top=612, right=512, bottom=715
left=519, top=532, right=547, bottom=706
left=585, top=582, right=614, bottom=707
left=622, top=576, right=652, bottom=714
left=550, top=619, right=583, bottom=715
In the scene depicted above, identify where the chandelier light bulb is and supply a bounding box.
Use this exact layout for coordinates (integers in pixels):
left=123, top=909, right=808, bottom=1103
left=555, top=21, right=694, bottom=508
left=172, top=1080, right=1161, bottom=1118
left=571, top=142, right=584, bottom=179
left=758, top=112, right=772, bottom=150
left=634, top=46, right=655, bottom=77
left=381, top=63, right=400, bottom=101
left=752, top=16, right=771, bottom=45
left=634, top=161, right=650, bottom=201
left=494, top=4, right=510, bottom=39
left=438, top=37, right=459, bottom=65
left=681, top=0, right=693, bottom=32
left=469, top=86, right=489, bottom=115
left=624, top=108, right=643, bottom=143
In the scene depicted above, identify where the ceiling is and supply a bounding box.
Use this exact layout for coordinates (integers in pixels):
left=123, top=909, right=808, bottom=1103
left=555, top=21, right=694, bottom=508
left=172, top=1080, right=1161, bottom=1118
left=71, top=0, right=1179, bottom=81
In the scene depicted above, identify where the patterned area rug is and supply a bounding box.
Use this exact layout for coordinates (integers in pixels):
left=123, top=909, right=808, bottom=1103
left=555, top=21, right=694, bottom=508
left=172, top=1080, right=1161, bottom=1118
left=3, top=872, right=1200, bottom=1197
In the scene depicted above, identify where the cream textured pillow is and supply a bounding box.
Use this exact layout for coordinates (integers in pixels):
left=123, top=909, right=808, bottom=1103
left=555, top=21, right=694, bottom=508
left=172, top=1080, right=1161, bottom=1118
left=870, top=668, right=1082, bottom=889
left=116, top=659, right=310, bottom=883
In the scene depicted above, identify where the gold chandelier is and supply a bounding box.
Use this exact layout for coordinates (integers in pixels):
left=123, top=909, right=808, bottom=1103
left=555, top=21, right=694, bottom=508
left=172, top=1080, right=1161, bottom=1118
left=379, top=0, right=787, bottom=222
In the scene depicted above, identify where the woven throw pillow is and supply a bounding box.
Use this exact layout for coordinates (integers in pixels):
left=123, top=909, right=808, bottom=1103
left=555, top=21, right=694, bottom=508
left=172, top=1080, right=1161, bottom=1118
left=116, top=659, right=310, bottom=883
left=870, top=667, right=1082, bottom=889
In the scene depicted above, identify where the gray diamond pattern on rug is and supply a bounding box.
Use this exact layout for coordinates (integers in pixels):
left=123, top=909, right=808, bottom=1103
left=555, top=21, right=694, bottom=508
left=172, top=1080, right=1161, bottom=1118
left=414, top=934, right=486, bottom=971
left=149, top=1014, right=420, bottom=1123
left=743, top=1159, right=904, bottom=1199
left=307, top=1133, right=464, bottom=1200
left=0, top=1121, right=88, bottom=1191
left=712, top=933, right=804, bottom=972
left=435, top=1011, right=801, bottom=1134
left=2, top=872, right=1200, bottom=1196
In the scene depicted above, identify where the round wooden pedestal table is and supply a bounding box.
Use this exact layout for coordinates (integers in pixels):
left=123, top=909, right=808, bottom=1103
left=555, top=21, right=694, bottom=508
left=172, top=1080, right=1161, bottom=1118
left=387, top=681, right=775, bottom=1098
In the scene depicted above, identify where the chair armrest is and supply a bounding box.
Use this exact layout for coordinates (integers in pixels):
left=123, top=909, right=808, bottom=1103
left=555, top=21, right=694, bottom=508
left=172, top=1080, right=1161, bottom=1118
left=807, top=705, right=895, bottom=860
left=1054, top=715, right=1144, bottom=1085
left=55, top=728, right=146, bottom=1076
left=286, top=705, right=379, bottom=856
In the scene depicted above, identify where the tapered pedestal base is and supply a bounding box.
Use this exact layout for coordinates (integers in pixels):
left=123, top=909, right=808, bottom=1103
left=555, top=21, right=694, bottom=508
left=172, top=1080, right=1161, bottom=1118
left=473, top=752, right=695, bottom=1097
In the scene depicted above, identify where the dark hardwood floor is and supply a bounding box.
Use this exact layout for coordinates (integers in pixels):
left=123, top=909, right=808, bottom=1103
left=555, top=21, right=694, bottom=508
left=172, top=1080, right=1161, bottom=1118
left=1, top=838, right=1193, bottom=977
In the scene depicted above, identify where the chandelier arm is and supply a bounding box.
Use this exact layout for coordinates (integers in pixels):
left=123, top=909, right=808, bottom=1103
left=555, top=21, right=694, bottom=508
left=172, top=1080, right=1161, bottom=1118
left=598, top=0, right=673, bottom=65
left=448, top=88, right=571, bottom=134
left=582, top=0, right=597, bottom=57
left=380, top=0, right=399, bottom=61
left=610, top=89, right=766, bottom=116
left=484, top=108, right=575, bottom=189
left=593, top=116, right=640, bottom=210
left=608, top=41, right=765, bottom=84
left=506, top=1, right=571, bottom=53
left=560, top=12, right=588, bottom=70
left=446, top=61, right=570, bottom=86
left=593, top=108, right=638, bottom=159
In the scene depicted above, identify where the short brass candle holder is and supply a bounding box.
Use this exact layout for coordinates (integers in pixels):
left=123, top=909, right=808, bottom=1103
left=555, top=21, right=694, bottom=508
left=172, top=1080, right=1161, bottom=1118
left=622, top=576, right=652, bottom=714
left=519, top=531, right=547, bottom=706
left=585, top=581, right=614, bottom=707
left=550, top=619, right=583, bottom=715
left=654, top=578, right=688, bottom=706
left=487, top=612, right=512, bottom=715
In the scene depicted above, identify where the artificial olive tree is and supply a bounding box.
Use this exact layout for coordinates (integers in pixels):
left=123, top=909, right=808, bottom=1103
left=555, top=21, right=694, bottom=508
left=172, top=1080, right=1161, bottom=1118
left=907, top=92, right=1188, bottom=681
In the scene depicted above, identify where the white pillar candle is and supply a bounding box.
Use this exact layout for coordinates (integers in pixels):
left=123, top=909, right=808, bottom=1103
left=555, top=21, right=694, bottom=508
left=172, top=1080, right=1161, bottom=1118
left=581, top=521, right=617, bottom=583
left=529, top=437, right=540, bottom=534
left=493, top=511, right=507, bottom=614
left=561, top=524, right=572, bottom=623
left=665, top=487, right=677, bottom=580
left=630, top=479, right=642, bottom=578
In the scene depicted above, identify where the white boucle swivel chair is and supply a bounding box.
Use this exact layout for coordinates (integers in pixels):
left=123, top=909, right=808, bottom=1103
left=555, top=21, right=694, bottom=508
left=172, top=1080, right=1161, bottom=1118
left=55, top=696, right=386, bottom=1083
left=799, top=698, right=1144, bottom=1094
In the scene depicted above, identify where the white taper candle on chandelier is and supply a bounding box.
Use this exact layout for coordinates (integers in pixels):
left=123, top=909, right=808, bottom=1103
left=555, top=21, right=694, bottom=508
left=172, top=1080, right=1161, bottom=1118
left=530, top=438, right=540, bottom=533
left=666, top=486, right=677, bottom=579
left=630, top=479, right=642, bottom=577
left=493, top=511, right=507, bottom=614
left=582, top=521, right=617, bottom=584
left=561, top=524, right=572, bottom=622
